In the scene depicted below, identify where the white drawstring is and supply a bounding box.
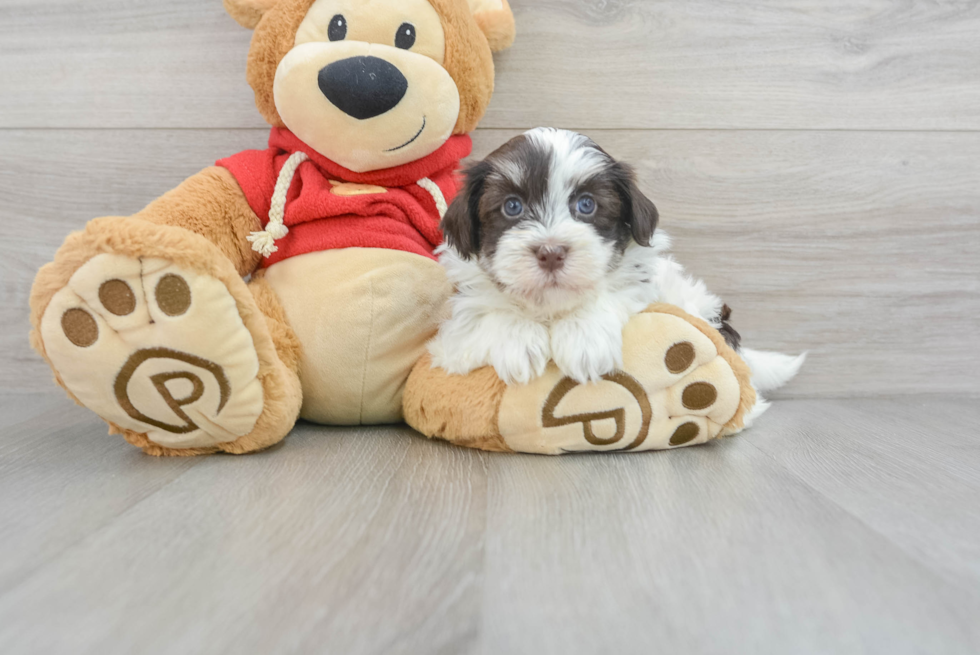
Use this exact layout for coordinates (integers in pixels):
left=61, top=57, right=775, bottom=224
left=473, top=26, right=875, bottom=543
left=417, top=177, right=448, bottom=219
left=247, top=156, right=449, bottom=258
left=247, top=151, right=309, bottom=257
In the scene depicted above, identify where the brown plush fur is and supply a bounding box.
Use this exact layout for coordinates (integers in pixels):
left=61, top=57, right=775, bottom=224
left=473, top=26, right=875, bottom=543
left=249, top=271, right=304, bottom=374
left=403, top=353, right=513, bottom=452
left=224, top=0, right=279, bottom=30
left=245, top=0, right=310, bottom=127
left=29, top=216, right=303, bottom=456
left=244, top=0, right=496, bottom=134
left=134, top=167, right=264, bottom=277
left=429, top=0, right=496, bottom=134
left=473, top=0, right=516, bottom=52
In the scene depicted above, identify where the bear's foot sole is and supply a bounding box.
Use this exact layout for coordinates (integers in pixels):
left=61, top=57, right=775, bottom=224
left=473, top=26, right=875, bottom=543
left=31, top=217, right=303, bottom=456
left=404, top=304, right=756, bottom=455
left=41, top=254, right=265, bottom=450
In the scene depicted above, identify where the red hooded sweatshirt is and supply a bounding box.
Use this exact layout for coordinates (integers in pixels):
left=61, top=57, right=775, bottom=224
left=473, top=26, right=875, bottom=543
left=217, top=128, right=471, bottom=268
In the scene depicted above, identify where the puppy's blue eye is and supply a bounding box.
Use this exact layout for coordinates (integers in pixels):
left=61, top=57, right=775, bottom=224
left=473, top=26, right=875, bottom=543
left=577, top=195, right=596, bottom=215
left=503, top=198, right=524, bottom=218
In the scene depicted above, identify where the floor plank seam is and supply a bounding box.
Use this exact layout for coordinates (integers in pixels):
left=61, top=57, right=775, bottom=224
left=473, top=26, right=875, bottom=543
left=738, top=435, right=980, bottom=599
left=472, top=450, right=493, bottom=655
left=0, top=456, right=208, bottom=598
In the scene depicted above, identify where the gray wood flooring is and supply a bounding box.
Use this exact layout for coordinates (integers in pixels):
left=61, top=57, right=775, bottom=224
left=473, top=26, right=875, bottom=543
left=1, top=0, right=979, bottom=652
left=1, top=394, right=979, bottom=654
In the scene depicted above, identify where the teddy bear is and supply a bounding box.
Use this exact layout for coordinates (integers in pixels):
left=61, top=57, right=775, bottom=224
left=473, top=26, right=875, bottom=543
left=29, top=0, right=771, bottom=457
left=29, top=0, right=517, bottom=456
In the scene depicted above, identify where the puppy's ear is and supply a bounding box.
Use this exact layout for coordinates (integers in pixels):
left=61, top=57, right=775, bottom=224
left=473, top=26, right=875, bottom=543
left=442, top=161, right=492, bottom=259
left=611, top=162, right=659, bottom=247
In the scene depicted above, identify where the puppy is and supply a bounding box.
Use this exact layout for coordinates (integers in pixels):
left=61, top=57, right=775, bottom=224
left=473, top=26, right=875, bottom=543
left=430, top=128, right=802, bottom=396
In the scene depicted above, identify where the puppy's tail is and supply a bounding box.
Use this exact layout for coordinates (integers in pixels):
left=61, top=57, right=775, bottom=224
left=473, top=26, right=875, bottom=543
left=739, top=348, right=807, bottom=394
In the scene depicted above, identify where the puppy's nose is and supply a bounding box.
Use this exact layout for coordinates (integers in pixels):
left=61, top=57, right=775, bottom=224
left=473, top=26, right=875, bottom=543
left=534, top=246, right=568, bottom=272
left=318, top=56, right=408, bottom=120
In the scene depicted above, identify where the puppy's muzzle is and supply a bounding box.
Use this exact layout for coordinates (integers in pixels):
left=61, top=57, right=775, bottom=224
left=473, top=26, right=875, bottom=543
left=534, top=245, right=568, bottom=273
left=318, top=56, right=408, bottom=120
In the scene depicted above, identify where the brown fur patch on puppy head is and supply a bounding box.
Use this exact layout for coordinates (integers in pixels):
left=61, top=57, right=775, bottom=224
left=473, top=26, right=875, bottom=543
left=442, top=128, right=660, bottom=309
left=443, top=129, right=659, bottom=261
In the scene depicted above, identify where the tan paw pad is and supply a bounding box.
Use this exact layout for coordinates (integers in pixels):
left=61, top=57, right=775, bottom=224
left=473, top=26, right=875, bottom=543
left=669, top=421, right=701, bottom=447
left=41, top=255, right=264, bottom=449
left=98, top=279, right=137, bottom=316
left=155, top=273, right=192, bottom=316
left=494, top=310, right=747, bottom=454
left=682, top=382, right=718, bottom=410
left=406, top=305, right=755, bottom=455
left=61, top=308, right=99, bottom=348
left=665, top=341, right=697, bottom=374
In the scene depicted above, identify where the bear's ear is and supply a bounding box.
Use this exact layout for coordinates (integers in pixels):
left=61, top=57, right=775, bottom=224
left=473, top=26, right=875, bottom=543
left=224, top=0, right=279, bottom=30
left=467, top=0, right=516, bottom=52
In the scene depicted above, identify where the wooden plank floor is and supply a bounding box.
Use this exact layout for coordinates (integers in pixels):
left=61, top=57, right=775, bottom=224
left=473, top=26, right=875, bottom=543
left=1, top=392, right=979, bottom=654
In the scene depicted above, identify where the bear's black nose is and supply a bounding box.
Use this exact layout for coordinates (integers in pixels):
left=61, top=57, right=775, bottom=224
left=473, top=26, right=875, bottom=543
left=317, top=56, right=408, bottom=120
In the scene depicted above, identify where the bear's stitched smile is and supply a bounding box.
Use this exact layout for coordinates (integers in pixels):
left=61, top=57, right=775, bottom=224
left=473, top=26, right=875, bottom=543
left=385, top=116, right=427, bottom=152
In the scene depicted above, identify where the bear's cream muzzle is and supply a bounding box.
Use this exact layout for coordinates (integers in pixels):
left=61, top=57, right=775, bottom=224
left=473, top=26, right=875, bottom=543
left=274, top=41, right=461, bottom=173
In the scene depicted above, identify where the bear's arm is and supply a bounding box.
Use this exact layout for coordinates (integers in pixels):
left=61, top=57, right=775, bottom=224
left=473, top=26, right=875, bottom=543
left=132, top=167, right=263, bottom=277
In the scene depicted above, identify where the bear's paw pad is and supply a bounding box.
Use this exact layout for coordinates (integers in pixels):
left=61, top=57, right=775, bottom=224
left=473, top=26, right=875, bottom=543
left=40, top=255, right=264, bottom=449
left=405, top=305, right=754, bottom=455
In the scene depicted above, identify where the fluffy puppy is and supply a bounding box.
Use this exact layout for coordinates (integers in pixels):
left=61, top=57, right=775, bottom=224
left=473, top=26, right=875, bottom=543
left=430, top=128, right=803, bottom=395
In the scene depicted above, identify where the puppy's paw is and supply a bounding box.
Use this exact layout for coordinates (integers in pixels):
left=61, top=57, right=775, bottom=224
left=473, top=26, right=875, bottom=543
left=431, top=312, right=549, bottom=385
left=428, top=333, right=484, bottom=377
left=551, top=314, right=624, bottom=384
left=488, top=322, right=550, bottom=385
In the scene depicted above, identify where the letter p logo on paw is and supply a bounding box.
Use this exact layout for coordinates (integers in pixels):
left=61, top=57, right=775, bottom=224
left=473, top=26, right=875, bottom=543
left=40, top=254, right=265, bottom=449
left=493, top=310, right=747, bottom=454
left=541, top=372, right=653, bottom=451
left=114, top=348, right=231, bottom=436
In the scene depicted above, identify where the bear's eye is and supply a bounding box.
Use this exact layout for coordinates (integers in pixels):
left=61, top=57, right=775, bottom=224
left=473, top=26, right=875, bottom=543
left=395, top=23, right=416, bottom=50
left=328, top=14, right=347, bottom=41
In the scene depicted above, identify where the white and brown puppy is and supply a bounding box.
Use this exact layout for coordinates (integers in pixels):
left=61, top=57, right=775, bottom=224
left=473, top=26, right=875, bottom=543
left=430, top=128, right=803, bottom=398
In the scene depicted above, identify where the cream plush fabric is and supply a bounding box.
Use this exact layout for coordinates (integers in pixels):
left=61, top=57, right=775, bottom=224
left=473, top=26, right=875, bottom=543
left=265, top=248, right=452, bottom=424
left=404, top=304, right=756, bottom=455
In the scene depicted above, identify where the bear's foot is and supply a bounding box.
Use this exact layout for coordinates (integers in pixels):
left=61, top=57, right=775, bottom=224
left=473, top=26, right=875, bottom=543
left=31, top=217, right=302, bottom=456
left=404, top=304, right=756, bottom=455
left=40, top=254, right=264, bottom=450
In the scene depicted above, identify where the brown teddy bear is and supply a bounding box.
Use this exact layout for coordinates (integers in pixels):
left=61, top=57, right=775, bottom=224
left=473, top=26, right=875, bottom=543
left=29, top=0, right=516, bottom=456
left=29, top=0, right=762, bottom=457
